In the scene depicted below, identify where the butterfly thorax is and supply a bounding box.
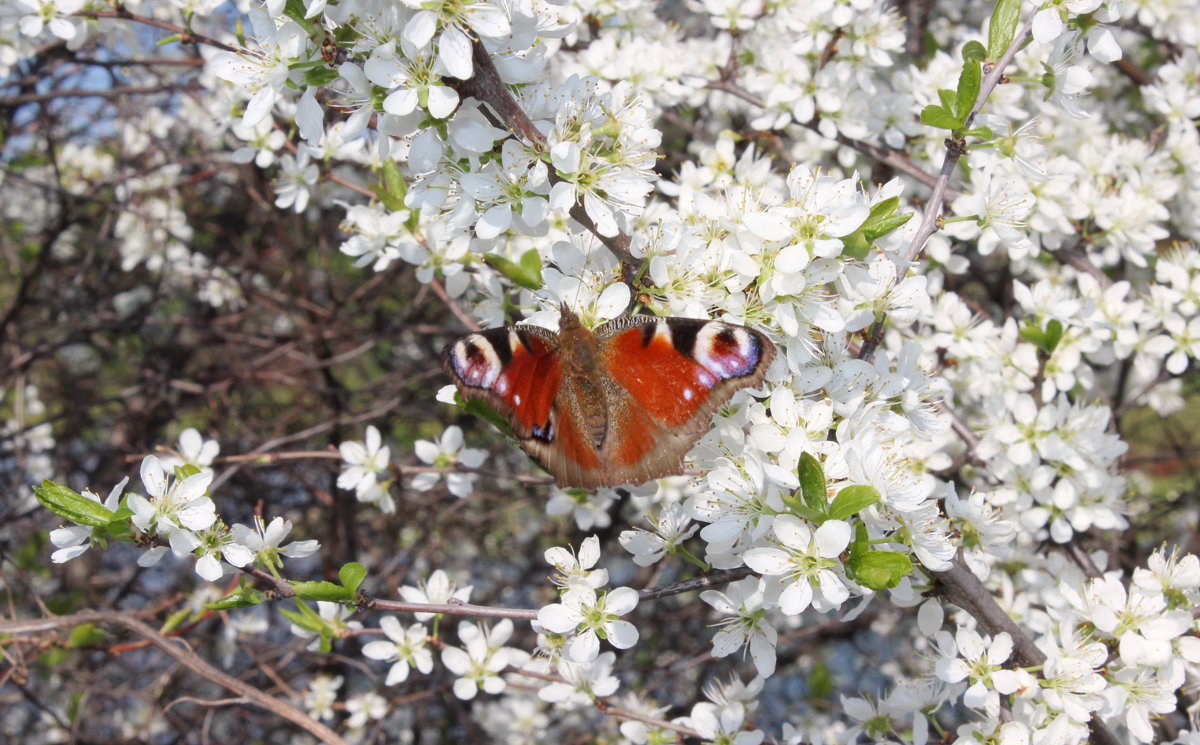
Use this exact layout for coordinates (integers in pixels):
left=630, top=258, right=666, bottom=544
left=555, top=314, right=610, bottom=451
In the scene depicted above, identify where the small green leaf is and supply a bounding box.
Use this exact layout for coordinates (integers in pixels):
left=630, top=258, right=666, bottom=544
left=66, top=623, right=106, bottom=649
left=807, top=661, right=834, bottom=699
left=865, top=196, right=900, bottom=223
left=34, top=481, right=115, bottom=527
left=518, top=248, right=544, bottom=287
left=457, top=393, right=515, bottom=438
left=292, top=580, right=354, bottom=602
left=1043, top=319, right=1064, bottom=351
left=954, top=59, right=982, bottom=121
left=988, top=0, right=1022, bottom=61
left=338, top=562, right=367, bottom=593
left=863, top=212, right=913, bottom=242
left=1018, top=322, right=1045, bottom=348
left=936, top=89, right=956, bottom=111
left=849, top=550, right=913, bottom=590
left=160, top=606, right=193, bottom=634
left=798, top=452, right=829, bottom=516
left=920, top=105, right=963, bottom=131
left=840, top=228, right=871, bottom=260
left=962, top=41, right=987, bottom=63
left=206, top=586, right=265, bottom=610
left=304, top=66, right=340, bottom=88
left=961, top=126, right=995, bottom=140
left=279, top=607, right=329, bottom=634
left=829, top=485, right=881, bottom=521
left=849, top=522, right=870, bottom=564
left=780, top=492, right=828, bottom=524
left=484, top=249, right=543, bottom=290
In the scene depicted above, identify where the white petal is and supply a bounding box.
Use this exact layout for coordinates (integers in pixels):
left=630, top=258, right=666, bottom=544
left=426, top=85, right=459, bottom=119
left=604, top=587, right=639, bottom=615
left=438, top=27, right=473, bottom=80
left=605, top=620, right=639, bottom=649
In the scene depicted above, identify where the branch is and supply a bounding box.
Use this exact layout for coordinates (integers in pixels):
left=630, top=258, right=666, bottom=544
left=932, top=557, right=1121, bottom=745
left=74, top=9, right=242, bottom=53
left=0, top=83, right=203, bottom=107
left=0, top=611, right=349, bottom=745
left=454, top=38, right=643, bottom=280
left=858, top=13, right=1037, bottom=364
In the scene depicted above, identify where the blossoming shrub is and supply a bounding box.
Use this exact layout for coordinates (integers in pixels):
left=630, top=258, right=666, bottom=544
left=3, top=0, right=1200, bottom=744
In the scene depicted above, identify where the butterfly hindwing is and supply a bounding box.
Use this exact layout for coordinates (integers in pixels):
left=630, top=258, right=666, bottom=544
left=443, top=325, right=562, bottom=441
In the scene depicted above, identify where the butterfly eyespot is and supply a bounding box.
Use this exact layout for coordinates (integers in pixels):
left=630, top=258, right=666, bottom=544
left=531, top=420, right=554, bottom=443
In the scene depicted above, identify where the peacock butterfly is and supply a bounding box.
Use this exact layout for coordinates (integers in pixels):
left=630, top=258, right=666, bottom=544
left=443, top=305, right=776, bottom=488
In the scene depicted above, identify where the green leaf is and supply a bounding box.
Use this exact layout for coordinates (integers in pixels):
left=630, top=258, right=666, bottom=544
left=519, top=248, right=544, bottom=287
left=338, top=562, right=367, bottom=593
left=1018, top=322, right=1044, bottom=348
left=961, top=126, right=995, bottom=140
left=206, top=586, right=265, bottom=610
left=865, top=196, right=900, bottom=223
left=936, top=89, right=956, bottom=111
left=160, top=606, right=193, bottom=633
left=849, top=522, right=870, bottom=564
left=279, top=607, right=329, bottom=634
left=962, top=40, right=987, bottom=63
left=780, top=492, right=828, bottom=524
left=840, top=228, right=871, bottom=260
left=829, top=485, right=881, bottom=521
left=304, top=66, right=340, bottom=88
left=484, top=249, right=543, bottom=290
left=954, top=59, right=982, bottom=121
left=863, top=212, right=913, bottom=242
left=849, top=550, right=913, bottom=590
left=798, top=452, right=829, bottom=516
left=457, top=393, right=516, bottom=439
left=1043, top=319, right=1064, bottom=351
left=807, top=660, right=834, bottom=699
left=66, top=623, right=106, bottom=649
left=920, top=105, right=963, bottom=131
left=988, top=0, right=1022, bottom=61
left=34, top=481, right=115, bottom=527
left=292, top=580, right=354, bottom=602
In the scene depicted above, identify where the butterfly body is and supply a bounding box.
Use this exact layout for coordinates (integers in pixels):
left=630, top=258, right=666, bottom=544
left=444, top=306, right=775, bottom=488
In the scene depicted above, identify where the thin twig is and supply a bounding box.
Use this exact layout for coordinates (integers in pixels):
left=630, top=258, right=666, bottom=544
left=0, top=611, right=349, bottom=745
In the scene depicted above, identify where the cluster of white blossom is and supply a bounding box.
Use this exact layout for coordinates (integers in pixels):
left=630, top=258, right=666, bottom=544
left=47, top=429, right=319, bottom=581
left=12, top=0, right=1200, bottom=742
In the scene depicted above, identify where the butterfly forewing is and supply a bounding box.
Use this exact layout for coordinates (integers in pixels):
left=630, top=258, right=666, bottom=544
left=597, top=316, right=775, bottom=432
left=443, top=325, right=561, bottom=440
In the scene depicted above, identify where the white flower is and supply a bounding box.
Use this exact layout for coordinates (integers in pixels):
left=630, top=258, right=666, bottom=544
left=544, top=535, right=609, bottom=598
left=412, top=425, right=487, bottom=498
left=700, top=577, right=778, bottom=678
left=338, top=425, right=391, bottom=497
left=274, top=151, right=318, bottom=213
left=537, top=587, right=639, bottom=662
left=224, top=516, right=319, bottom=569
left=681, top=701, right=764, bottom=745
left=933, top=628, right=1021, bottom=716
left=49, top=476, right=129, bottom=563
left=538, top=651, right=620, bottom=706
left=302, top=674, right=343, bottom=722
left=344, top=691, right=388, bottom=729
left=362, top=616, right=433, bottom=685
left=398, top=569, right=472, bottom=621
left=440, top=620, right=517, bottom=700
left=619, top=503, right=699, bottom=567
left=742, top=515, right=851, bottom=614
left=158, top=428, right=219, bottom=476
left=127, top=456, right=217, bottom=567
